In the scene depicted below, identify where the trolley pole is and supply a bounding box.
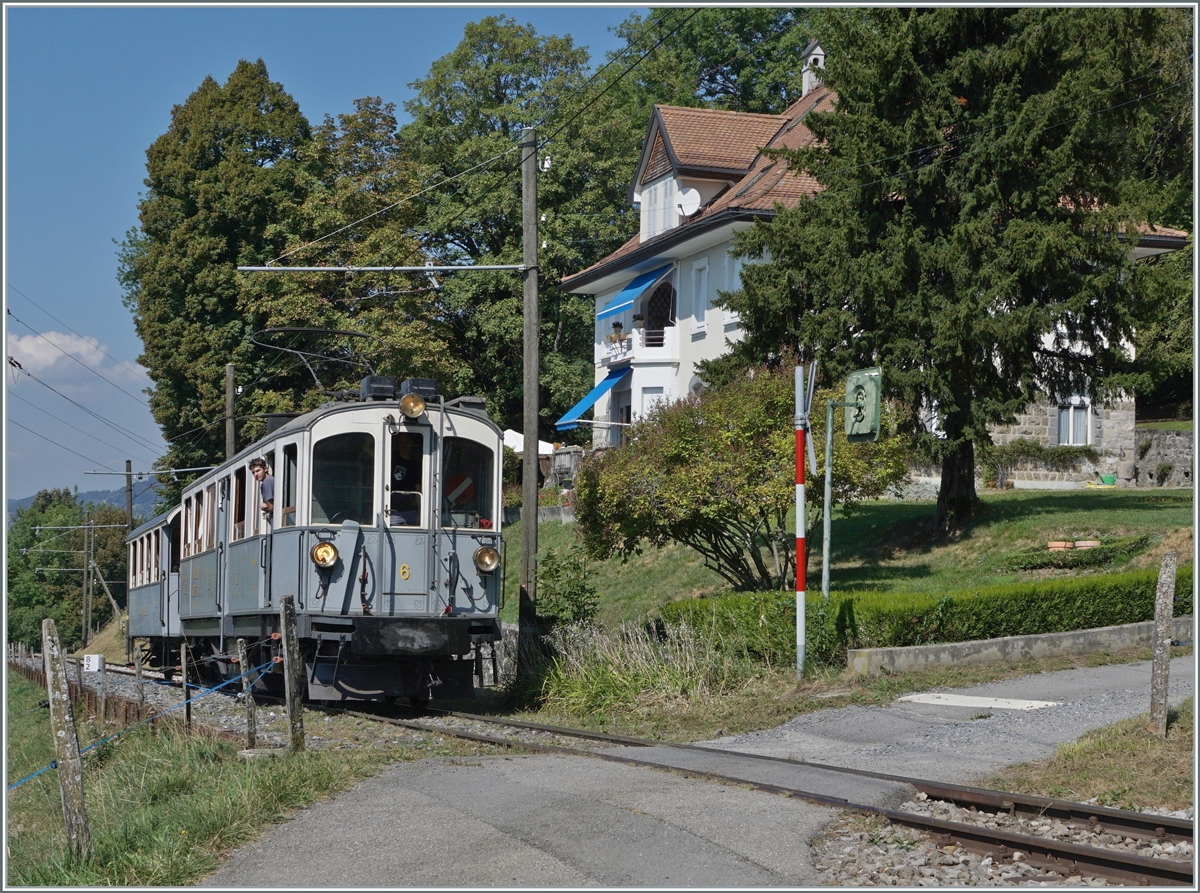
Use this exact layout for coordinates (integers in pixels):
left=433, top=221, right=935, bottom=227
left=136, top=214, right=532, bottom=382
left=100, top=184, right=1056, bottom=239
left=518, top=126, right=539, bottom=642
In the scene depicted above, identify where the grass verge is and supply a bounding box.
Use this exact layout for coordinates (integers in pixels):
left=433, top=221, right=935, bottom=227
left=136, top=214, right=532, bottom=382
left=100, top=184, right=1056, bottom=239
left=4, top=671, right=501, bottom=886
left=986, top=698, right=1193, bottom=811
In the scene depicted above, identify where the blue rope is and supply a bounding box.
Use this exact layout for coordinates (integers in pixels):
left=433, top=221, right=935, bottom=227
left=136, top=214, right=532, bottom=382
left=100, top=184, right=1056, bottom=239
left=6, top=660, right=276, bottom=792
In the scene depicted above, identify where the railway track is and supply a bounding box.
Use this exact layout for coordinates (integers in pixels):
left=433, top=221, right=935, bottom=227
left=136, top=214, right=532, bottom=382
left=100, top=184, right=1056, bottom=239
left=348, top=705, right=1193, bottom=887
left=33, top=659, right=1194, bottom=885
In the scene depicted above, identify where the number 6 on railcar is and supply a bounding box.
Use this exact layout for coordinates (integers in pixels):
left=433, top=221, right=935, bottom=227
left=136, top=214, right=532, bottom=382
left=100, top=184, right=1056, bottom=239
left=126, top=377, right=503, bottom=703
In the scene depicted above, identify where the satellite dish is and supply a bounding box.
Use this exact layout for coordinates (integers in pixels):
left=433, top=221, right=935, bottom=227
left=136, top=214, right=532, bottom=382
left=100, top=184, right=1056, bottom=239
left=675, top=187, right=701, bottom=217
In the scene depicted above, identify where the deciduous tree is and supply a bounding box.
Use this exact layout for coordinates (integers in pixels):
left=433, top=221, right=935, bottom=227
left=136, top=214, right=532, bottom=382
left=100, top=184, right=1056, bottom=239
left=573, top=368, right=908, bottom=591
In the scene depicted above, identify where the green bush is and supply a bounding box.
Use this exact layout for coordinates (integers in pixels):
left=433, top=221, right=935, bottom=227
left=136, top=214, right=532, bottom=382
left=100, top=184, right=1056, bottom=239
left=661, top=565, right=1194, bottom=668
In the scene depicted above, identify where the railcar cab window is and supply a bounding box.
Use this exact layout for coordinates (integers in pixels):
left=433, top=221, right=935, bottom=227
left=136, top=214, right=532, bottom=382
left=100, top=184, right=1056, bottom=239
left=441, top=437, right=494, bottom=529
left=389, top=431, right=424, bottom=526
left=311, top=432, right=375, bottom=525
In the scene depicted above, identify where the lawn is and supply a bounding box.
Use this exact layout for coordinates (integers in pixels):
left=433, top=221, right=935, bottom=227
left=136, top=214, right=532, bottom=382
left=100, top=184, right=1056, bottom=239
left=501, top=488, right=1193, bottom=624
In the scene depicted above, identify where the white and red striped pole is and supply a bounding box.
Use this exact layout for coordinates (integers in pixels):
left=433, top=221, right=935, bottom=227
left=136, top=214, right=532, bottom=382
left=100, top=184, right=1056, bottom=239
left=795, top=365, right=808, bottom=678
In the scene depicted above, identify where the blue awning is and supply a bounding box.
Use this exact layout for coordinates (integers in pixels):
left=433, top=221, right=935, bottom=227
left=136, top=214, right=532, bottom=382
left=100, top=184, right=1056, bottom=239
left=596, top=265, right=673, bottom=321
left=556, top=367, right=632, bottom=431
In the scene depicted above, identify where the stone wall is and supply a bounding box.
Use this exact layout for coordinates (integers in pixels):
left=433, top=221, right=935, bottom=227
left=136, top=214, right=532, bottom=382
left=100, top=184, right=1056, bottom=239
left=1133, top=428, right=1194, bottom=488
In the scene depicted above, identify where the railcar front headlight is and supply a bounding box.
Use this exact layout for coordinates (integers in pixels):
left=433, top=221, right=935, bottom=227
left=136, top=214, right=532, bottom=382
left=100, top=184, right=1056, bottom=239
left=310, top=541, right=339, bottom=569
left=472, top=546, right=500, bottom=573
left=399, top=392, right=426, bottom=419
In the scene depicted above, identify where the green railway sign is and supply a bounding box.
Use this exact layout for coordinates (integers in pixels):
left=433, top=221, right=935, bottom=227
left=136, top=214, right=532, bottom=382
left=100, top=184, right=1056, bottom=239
left=844, top=366, right=882, bottom=443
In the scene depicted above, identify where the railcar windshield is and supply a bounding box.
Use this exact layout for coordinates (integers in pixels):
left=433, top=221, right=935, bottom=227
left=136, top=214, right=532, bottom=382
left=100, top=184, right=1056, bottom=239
left=441, top=437, right=494, bottom=529
left=311, top=432, right=375, bottom=525
left=389, top=431, right=424, bottom=526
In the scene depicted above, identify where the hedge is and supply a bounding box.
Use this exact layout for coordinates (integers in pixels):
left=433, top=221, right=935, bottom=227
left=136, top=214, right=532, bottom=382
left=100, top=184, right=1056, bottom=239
left=659, top=565, right=1194, bottom=668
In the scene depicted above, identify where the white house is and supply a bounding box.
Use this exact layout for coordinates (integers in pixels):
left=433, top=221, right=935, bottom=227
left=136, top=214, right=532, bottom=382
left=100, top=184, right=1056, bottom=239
left=557, top=42, right=1188, bottom=487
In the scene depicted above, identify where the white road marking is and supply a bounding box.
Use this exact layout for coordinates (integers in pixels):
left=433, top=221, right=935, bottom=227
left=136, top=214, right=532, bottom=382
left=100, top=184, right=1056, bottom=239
left=897, top=693, right=1060, bottom=711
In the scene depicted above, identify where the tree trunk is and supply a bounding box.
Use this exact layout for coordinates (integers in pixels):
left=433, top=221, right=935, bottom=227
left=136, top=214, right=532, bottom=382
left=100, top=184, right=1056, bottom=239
left=936, top=438, right=978, bottom=532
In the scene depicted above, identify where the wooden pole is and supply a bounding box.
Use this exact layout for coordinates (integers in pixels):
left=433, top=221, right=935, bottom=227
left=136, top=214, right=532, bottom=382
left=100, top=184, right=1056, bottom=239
left=99, top=659, right=108, bottom=724
left=1149, top=551, right=1177, bottom=738
left=134, top=651, right=145, bottom=716
left=279, top=596, right=305, bottom=752
left=181, top=641, right=192, bottom=730
left=42, top=619, right=93, bottom=858
left=225, top=363, right=236, bottom=461
left=237, top=638, right=256, bottom=749
left=125, top=459, right=135, bottom=534
left=518, top=126, right=540, bottom=652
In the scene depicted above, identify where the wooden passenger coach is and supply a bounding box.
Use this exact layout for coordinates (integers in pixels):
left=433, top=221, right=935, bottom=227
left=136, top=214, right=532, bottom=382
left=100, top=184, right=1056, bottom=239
left=127, top=377, right=504, bottom=703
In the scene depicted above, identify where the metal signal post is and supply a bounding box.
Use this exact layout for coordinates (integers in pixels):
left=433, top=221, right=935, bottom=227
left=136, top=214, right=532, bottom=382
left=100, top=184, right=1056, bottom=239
left=794, top=363, right=816, bottom=678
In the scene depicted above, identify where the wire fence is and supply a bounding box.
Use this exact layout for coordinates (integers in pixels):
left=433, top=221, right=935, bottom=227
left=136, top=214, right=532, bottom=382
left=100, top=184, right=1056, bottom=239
left=6, top=656, right=274, bottom=792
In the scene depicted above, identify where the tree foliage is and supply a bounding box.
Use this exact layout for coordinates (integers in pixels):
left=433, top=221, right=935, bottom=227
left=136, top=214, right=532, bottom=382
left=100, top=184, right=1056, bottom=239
left=710, top=7, right=1193, bottom=531
left=573, top=368, right=909, bottom=591
left=398, top=15, right=637, bottom=436
left=7, top=490, right=128, bottom=650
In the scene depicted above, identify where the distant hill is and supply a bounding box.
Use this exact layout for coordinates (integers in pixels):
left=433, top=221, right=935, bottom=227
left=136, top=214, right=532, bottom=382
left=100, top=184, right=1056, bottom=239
left=7, top=484, right=166, bottom=524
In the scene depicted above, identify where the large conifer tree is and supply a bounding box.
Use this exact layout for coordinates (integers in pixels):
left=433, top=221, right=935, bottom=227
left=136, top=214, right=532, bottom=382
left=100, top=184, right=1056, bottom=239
left=714, top=7, right=1192, bottom=530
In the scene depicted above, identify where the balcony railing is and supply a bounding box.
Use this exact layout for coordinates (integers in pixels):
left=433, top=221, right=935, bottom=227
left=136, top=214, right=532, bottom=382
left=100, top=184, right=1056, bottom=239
left=595, top=325, right=680, bottom=364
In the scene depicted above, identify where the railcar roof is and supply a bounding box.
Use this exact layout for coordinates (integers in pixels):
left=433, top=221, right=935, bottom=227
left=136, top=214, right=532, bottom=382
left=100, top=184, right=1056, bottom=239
left=127, top=504, right=180, bottom=541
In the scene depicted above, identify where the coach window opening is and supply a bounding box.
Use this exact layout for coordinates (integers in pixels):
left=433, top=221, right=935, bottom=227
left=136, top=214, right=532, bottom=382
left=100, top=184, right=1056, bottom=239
left=311, top=432, right=376, bottom=526
left=441, top=437, right=494, bottom=529
left=281, top=443, right=298, bottom=527
left=169, top=514, right=181, bottom=573
left=389, top=431, right=424, bottom=527
left=233, top=467, right=247, bottom=540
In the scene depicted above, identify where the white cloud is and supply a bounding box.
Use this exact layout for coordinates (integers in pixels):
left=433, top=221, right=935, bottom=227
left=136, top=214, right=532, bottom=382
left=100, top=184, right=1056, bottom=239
left=7, top=330, right=107, bottom=373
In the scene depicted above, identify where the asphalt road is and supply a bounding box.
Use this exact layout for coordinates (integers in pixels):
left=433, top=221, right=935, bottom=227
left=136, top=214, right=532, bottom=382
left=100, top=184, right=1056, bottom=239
left=200, top=655, right=1193, bottom=888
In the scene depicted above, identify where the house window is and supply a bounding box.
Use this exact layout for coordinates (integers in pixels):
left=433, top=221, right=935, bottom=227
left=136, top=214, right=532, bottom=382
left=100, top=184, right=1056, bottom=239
left=725, top=256, right=743, bottom=325
left=690, top=260, right=708, bottom=334
left=640, top=177, right=678, bottom=239
left=1058, top=400, right=1091, bottom=446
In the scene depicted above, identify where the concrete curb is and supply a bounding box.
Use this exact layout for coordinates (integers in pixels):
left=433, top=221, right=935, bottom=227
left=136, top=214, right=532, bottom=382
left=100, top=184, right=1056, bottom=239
left=848, top=616, right=1194, bottom=676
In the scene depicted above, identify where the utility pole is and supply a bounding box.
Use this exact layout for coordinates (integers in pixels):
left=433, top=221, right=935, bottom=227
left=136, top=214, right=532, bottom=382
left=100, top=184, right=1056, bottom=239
left=226, top=363, right=236, bottom=461
left=82, top=511, right=91, bottom=647
left=519, top=126, right=539, bottom=641
left=125, top=460, right=134, bottom=533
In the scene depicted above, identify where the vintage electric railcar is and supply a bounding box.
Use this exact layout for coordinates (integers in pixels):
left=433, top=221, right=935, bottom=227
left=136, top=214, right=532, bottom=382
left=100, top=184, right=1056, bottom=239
left=126, top=377, right=503, bottom=703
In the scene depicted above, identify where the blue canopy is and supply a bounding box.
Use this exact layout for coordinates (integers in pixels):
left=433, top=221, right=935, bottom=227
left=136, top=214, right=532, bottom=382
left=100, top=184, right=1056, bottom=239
left=556, top=367, right=632, bottom=431
left=596, top=265, right=673, bottom=321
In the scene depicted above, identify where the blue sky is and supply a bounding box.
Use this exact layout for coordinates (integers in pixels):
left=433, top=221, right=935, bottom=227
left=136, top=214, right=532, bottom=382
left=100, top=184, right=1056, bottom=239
left=4, top=4, right=642, bottom=501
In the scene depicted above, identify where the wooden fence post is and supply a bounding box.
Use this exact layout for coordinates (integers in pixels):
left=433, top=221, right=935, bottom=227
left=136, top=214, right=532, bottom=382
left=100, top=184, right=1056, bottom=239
left=42, top=619, right=93, bottom=858
left=181, top=641, right=192, bottom=731
left=99, top=659, right=108, bottom=724
left=134, top=653, right=145, bottom=716
left=1149, top=551, right=1177, bottom=738
left=279, top=596, right=306, bottom=752
left=237, top=638, right=257, bottom=749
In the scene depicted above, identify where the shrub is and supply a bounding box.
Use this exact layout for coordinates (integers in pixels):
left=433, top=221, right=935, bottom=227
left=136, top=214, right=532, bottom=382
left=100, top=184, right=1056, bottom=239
left=1155, top=461, right=1174, bottom=485
left=661, top=565, right=1194, bottom=669
left=536, top=545, right=598, bottom=627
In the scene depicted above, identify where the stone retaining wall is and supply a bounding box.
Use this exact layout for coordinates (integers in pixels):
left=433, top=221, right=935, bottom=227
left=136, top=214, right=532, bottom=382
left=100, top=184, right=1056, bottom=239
left=1133, top=428, right=1194, bottom=488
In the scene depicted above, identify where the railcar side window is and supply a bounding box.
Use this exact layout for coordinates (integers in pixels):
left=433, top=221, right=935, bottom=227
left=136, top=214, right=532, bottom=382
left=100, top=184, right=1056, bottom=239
left=441, top=437, right=494, bottom=529
left=389, top=432, right=424, bottom=526
left=281, top=444, right=298, bottom=527
left=233, top=467, right=247, bottom=540
left=311, top=432, right=375, bottom=525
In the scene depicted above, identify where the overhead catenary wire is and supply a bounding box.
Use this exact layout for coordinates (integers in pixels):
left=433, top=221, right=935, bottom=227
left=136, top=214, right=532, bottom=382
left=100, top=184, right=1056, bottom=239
left=7, top=418, right=120, bottom=470
left=7, top=390, right=161, bottom=465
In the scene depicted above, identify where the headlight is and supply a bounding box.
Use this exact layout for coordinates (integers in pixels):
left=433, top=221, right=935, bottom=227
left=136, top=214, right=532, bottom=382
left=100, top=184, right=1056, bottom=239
left=472, top=546, right=500, bottom=573
left=310, top=541, right=339, bottom=568
left=399, top=392, right=426, bottom=419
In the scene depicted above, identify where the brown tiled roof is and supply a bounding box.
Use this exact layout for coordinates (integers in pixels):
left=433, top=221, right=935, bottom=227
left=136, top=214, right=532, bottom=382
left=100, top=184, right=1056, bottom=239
left=650, top=105, right=786, bottom=179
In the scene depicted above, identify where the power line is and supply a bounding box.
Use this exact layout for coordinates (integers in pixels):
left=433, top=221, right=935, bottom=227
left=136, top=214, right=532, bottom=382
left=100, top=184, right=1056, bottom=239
left=7, top=390, right=160, bottom=464
left=7, top=418, right=119, bottom=469
left=7, top=311, right=150, bottom=406
left=7, top=359, right=165, bottom=454
left=6, top=283, right=154, bottom=385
